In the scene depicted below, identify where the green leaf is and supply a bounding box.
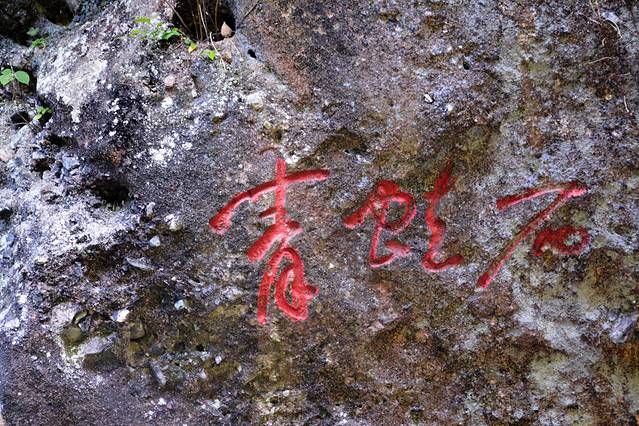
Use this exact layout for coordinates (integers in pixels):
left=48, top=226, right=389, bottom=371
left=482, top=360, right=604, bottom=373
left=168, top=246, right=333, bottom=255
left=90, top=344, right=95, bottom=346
left=35, top=106, right=52, bottom=120
left=160, top=28, right=181, bottom=40
left=201, top=50, right=216, bottom=61
left=1, top=68, right=12, bottom=76
left=14, top=71, right=30, bottom=85
left=0, top=74, right=12, bottom=86
left=134, top=16, right=151, bottom=24
left=30, top=38, right=46, bottom=48
left=27, top=27, right=39, bottom=37
left=188, top=42, right=197, bottom=53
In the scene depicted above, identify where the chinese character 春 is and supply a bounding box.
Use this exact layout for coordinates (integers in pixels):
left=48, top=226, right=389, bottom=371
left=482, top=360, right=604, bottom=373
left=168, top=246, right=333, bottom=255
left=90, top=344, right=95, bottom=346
left=209, top=158, right=329, bottom=325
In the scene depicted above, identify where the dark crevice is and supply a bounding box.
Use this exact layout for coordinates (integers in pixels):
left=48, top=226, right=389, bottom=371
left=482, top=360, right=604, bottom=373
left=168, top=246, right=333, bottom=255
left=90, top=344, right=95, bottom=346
left=173, top=0, right=236, bottom=42
left=10, top=111, right=30, bottom=128
left=0, top=0, right=75, bottom=45
left=47, top=134, right=74, bottom=147
left=90, top=178, right=130, bottom=207
left=0, top=206, right=12, bottom=231
left=31, top=157, right=52, bottom=174
left=35, top=0, right=74, bottom=26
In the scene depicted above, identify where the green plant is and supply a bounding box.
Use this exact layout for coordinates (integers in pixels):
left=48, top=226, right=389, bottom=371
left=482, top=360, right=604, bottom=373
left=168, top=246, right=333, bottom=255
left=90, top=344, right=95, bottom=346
left=27, top=27, right=47, bottom=49
left=0, top=68, right=30, bottom=86
left=184, top=37, right=197, bottom=53
left=31, top=38, right=46, bottom=48
left=201, top=49, right=216, bottom=61
left=130, top=17, right=183, bottom=42
left=128, top=17, right=218, bottom=62
left=34, top=106, right=53, bottom=120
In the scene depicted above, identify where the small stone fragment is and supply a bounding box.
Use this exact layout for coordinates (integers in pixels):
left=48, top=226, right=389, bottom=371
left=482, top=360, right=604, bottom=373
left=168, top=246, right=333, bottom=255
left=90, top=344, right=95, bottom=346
left=221, top=22, right=233, bottom=38
left=164, top=214, right=183, bottom=232
left=212, top=111, right=227, bottom=123
left=149, top=361, right=167, bottom=387
left=0, top=147, right=13, bottom=162
left=129, top=322, right=145, bottom=340
left=174, top=299, right=187, bottom=310
left=3, top=318, right=20, bottom=331
left=145, top=202, right=156, bottom=218
left=163, top=75, right=176, bottom=89
left=61, top=325, right=83, bottom=344
left=149, top=236, right=161, bottom=247
left=111, top=308, right=130, bottom=323
left=62, top=155, right=80, bottom=171
left=73, top=309, right=89, bottom=324
left=424, top=93, right=434, bottom=103
left=126, top=257, right=155, bottom=271
left=609, top=312, right=638, bottom=344
left=601, top=10, right=620, bottom=25
left=245, top=92, right=265, bottom=111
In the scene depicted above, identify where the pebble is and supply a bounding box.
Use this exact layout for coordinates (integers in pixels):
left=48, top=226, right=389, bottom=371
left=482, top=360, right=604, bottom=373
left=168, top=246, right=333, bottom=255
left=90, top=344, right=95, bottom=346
left=62, top=155, right=80, bottom=170
left=111, top=308, right=130, bottom=323
left=164, top=214, right=183, bottom=232
left=0, top=147, right=13, bottom=162
left=126, top=257, right=155, bottom=271
left=4, top=318, right=20, bottom=331
left=149, top=361, right=167, bottom=387
left=245, top=92, right=265, bottom=111
left=212, top=111, right=227, bottom=123
left=145, top=202, right=156, bottom=218
left=163, top=75, right=176, bottom=89
left=149, top=236, right=161, bottom=247
left=174, top=299, right=187, bottom=310
left=221, top=22, right=233, bottom=38
left=601, top=10, right=620, bottom=25
left=61, top=325, right=83, bottom=344
left=129, top=322, right=146, bottom=340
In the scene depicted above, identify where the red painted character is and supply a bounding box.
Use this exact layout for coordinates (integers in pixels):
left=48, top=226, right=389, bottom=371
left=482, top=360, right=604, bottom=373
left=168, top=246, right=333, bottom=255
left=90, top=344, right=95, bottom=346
left=343, top=181, right=416, bottom=267
left=477, top=181, right=589, bottom=289
left=421, top=162, right=464, bottom=272
left=209, top=158, right=329, bottom=325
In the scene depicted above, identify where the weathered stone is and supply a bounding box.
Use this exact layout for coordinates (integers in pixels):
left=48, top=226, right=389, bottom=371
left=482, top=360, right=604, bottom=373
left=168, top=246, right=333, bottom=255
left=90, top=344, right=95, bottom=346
left=0, top=0, right=638, bottom=424
left=129, top=322, right=145, bottom=340
left=60, top=325, right=83, bottom=345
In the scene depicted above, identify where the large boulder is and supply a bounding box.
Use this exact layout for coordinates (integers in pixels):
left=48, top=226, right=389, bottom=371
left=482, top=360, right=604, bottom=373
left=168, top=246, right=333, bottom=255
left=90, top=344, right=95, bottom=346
left=0, top=0, right=638, bottom=423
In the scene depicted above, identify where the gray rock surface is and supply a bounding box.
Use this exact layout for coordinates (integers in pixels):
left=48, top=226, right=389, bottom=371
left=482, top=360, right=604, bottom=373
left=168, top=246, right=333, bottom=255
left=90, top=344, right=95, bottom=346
left=0, top=0, right=638, bottom=424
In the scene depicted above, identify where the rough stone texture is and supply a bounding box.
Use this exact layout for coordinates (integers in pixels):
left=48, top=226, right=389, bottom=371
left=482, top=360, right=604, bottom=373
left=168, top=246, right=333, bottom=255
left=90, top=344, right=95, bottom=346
left=0, top=0, right=638, bottom=424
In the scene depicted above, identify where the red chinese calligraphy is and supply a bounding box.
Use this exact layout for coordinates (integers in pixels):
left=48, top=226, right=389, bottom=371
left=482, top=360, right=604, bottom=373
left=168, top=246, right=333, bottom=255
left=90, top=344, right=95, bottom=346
left=531, top=226, right=589, bottom=256
left=343, top=181, right=416, bottom=267
left=209, top=158, right=329, bottom=325
left=477, top=182, right=589, bottom=289
left=421, top=162, right=464, bottom=272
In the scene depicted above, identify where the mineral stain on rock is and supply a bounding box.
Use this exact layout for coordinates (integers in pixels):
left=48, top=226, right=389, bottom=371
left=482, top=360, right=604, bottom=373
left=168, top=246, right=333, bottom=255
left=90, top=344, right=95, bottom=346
left=1, top=0, right=638, bottom=424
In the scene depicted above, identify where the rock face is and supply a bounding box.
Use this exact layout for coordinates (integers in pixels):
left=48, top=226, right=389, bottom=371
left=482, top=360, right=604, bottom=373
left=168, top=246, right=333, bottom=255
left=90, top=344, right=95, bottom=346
left=1, top=0, right=638, bottom=424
